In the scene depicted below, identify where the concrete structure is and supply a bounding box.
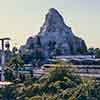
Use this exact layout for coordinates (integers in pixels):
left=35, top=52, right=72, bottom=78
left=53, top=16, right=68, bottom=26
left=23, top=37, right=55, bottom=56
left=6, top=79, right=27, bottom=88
left=56, top=55, right=96, bottom=60
left=32, top=64, right=100, bottom=79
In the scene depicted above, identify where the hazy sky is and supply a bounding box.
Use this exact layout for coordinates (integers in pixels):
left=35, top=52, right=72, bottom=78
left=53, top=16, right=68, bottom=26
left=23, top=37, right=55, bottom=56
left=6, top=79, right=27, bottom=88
left=0, top=0, right=100, bottom=49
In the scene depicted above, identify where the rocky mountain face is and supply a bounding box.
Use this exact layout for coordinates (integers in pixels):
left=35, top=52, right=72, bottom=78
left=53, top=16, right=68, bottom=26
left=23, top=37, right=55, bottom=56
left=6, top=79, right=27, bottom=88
left=20, top=8, right=87, bottom=59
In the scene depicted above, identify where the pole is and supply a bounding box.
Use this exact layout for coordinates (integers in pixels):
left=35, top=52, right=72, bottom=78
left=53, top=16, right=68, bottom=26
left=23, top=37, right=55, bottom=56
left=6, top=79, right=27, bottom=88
left=1, top=40, right=5, bottom=81
left=0, top=38, right=10, bottom=81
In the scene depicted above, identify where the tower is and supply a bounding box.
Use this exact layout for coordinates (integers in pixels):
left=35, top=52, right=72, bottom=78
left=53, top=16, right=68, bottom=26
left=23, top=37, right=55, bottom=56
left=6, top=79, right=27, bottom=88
left=0, top=38, right=10, bottom=81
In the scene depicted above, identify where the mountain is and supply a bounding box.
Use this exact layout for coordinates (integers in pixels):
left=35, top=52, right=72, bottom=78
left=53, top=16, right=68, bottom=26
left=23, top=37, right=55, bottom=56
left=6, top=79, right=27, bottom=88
left=20, top=8, right=87, bottom=59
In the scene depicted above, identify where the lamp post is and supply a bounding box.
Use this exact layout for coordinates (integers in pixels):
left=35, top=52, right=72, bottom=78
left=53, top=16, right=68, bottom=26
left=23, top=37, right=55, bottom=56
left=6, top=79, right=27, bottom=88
left=0, top=38, right=10, bottom=81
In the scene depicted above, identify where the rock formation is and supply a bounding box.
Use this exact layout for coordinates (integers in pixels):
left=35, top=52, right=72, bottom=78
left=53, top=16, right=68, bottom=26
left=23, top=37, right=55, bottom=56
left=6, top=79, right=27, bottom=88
left=20, top=8, right=87, bottom=58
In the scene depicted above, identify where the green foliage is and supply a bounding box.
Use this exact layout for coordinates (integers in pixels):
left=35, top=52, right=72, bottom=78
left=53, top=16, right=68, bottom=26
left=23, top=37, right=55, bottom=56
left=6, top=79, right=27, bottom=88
left=9, top=53, right=24, bottom=70
left=95, top=48, right=100, bottom=58
left=88, top=47, right=100, bottom=58
left=2, top=61, right=100, bottom=100
left=27, top=95, right=58, bottom=100
left=88, top=48, right=95, bottom=55
left=5, top=51, right=24, bottom=82
left=5, top=68, right=14, bottom=81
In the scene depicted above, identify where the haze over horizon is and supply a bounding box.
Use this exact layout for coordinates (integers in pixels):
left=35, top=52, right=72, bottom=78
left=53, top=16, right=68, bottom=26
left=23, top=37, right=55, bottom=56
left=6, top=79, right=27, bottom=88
left=0, top=0, right=100, bottom=49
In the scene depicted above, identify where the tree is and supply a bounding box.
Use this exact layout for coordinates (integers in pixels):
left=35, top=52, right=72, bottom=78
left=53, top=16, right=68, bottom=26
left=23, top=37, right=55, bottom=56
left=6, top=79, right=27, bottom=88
left=95, top=48, right=100, bottom=58
left=12, top=47, right=18, bottom=54
left=88, top=48, right=95, bottom=55
left=4, top=61, right=100, bottom=100
left=8, top=52, right=24, bottom=81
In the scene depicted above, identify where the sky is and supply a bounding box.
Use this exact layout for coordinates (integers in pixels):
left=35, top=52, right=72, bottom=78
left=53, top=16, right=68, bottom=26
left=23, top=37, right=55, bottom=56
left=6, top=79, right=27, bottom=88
left=0, top=0, right=100, bottom=49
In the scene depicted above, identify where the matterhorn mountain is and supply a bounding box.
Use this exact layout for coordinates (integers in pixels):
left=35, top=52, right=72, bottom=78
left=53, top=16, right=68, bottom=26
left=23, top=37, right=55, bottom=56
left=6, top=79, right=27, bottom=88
left=20, top=8, right=87, bottom=59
